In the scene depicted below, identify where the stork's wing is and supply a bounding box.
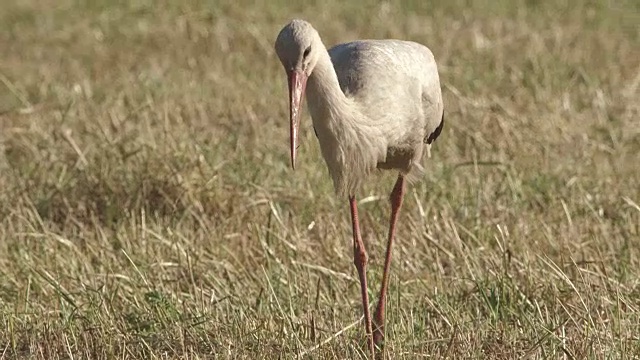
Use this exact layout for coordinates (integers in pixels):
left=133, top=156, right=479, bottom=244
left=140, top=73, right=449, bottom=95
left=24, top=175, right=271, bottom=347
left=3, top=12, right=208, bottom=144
left=328, top=39, right=444, bottom=142
left=426, top=111, right=444, bottom=144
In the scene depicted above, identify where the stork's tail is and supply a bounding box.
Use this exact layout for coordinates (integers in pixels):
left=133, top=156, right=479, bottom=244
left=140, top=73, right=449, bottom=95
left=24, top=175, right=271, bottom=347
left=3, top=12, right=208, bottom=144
left=407, top=109, right=445, bottom=183
left=426, top=110, right=445, bottom=145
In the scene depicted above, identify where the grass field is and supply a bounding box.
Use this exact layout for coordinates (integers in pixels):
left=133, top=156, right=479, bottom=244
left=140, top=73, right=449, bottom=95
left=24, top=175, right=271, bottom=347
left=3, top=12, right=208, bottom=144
left=0, top=0, right=639, bottom=359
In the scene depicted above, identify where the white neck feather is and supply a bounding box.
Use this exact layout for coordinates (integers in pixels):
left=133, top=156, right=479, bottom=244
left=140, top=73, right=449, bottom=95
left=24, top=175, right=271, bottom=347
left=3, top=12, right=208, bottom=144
left=307, top=44, right=352, bottom=122
left=305, top=39, right=386, bottom=197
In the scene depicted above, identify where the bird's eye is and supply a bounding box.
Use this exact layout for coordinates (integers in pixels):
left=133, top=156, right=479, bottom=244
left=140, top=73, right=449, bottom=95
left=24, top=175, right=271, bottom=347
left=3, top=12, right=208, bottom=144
left=303, top=46, right=311, bottom=58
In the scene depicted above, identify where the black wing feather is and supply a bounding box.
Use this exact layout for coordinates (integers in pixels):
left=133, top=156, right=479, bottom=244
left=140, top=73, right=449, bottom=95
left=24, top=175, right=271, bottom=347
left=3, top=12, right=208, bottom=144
left=426, top=110, right=444, bottom=145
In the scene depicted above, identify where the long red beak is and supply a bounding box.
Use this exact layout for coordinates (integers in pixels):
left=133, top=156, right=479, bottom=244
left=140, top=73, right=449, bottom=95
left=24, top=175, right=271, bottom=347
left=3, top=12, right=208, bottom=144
left=287, top=70, right=307, bottom=169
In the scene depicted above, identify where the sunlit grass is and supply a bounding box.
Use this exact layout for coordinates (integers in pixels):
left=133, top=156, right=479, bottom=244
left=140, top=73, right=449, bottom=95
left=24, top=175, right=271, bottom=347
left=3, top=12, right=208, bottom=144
left=0, top=0, right=638, bottom=358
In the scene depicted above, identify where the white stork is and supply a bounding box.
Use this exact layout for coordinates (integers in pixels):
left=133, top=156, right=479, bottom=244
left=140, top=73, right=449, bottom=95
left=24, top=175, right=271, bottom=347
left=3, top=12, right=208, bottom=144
left=274, top=19, right=444, bottom=357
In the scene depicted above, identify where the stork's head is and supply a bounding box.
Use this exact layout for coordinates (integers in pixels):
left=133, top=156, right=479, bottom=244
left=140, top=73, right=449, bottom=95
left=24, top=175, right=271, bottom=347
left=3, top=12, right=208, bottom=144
left=274, top=19, right=320, bottom=169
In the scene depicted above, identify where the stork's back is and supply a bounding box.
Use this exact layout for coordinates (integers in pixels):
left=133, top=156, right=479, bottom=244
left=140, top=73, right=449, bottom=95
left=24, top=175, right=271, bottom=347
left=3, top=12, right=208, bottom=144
left=328, top=40, right=443, bottom=142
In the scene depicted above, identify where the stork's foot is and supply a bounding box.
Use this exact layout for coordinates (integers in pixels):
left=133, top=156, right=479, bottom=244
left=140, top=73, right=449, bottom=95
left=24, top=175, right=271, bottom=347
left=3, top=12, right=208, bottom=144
left=373, top=308, right=385, bottom=350
left=373, top=325, right=384, bottom=348
left=359, top=336, right=384, bottom=360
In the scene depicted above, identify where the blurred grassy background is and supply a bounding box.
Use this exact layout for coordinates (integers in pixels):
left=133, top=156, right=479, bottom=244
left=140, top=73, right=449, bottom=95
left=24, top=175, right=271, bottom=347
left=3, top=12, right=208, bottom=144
left=0, top=0, right=638, bottom=359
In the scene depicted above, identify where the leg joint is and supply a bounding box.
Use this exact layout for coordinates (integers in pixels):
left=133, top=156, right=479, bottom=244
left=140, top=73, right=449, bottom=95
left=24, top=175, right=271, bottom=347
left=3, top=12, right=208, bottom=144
left=353, top=245, right=368, bottom=267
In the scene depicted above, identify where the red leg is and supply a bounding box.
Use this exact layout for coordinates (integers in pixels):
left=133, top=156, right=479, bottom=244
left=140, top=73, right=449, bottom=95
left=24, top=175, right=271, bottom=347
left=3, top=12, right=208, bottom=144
left=349, top=196, right=375, bottom=358
left=373, top=174, right=405, bottom=347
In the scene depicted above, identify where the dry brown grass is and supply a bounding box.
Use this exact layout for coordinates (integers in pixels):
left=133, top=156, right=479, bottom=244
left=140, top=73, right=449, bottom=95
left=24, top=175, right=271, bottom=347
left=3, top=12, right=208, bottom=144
left=0, top=0, right=638, bottom=359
